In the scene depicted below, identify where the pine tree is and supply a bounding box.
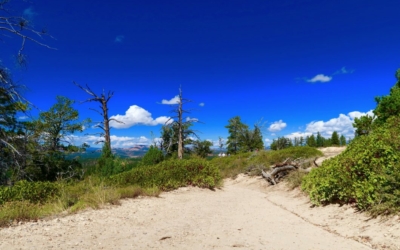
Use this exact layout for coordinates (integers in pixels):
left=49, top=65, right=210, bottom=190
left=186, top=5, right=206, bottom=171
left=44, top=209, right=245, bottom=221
left=331, top=131, right=340, bottom=146
left=339, top=134, right=346, bottom=146
left=307, top=134, right=317, bottom=147
left=316, top=132, right=324, bottom=147
left=225, top=116, right=248, bottom=154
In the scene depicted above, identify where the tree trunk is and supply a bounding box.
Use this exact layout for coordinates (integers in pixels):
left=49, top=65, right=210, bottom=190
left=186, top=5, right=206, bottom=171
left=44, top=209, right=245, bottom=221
left=177, top=91, right=183, bottom=159
left=102, top=99, right=111, bottom=150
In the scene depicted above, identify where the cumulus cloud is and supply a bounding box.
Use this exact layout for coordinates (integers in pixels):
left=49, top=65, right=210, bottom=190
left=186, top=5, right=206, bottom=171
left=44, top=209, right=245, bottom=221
left=284, top=132, right=313, bottom=140
left=209, top=137, right=227, bottom=148
left=199, top=102, right=205, bottom=107
left=161, top=95, right=180, bottom=105
left=268, top=120, right=287, bottom=132
left=109, top=105, right=170, bottom=129
left=110, top=135, right=149, bottom=147
left=307, top=74, right=332, bottom=83
left=284, top=110, right=374, bottom=139
left=114, top=35, right=125, bottom=43
left=66, top=134, right=152, bottom=148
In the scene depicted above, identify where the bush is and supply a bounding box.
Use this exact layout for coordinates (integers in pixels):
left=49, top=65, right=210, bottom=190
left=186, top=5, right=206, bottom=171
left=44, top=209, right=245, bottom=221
left=110, top=158, right=222, bottom=190
left=140, top=145, right=164, bottom=166
left=0, top=180, right=60, bottom=205
left=302, top=116, right=400, bottom=214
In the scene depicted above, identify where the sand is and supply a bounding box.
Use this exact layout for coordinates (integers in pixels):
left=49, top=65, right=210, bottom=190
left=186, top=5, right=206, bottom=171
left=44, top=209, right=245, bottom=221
left=1, top=147, right=399, bottom=250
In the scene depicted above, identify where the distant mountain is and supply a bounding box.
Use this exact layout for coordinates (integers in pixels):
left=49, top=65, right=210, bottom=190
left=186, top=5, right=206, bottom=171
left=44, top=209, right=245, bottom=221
left=68, top=145, right=151, bottom=159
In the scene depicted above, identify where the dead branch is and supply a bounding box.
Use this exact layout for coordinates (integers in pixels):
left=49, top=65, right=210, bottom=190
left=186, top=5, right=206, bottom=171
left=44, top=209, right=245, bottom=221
left=261, top=157, right=320, bottom=185
left=74, top=82, right=122, bottom=150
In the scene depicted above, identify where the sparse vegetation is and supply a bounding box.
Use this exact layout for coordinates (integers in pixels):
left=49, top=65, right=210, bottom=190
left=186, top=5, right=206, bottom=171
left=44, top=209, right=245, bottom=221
left=211, top=146, right=322, bottom=179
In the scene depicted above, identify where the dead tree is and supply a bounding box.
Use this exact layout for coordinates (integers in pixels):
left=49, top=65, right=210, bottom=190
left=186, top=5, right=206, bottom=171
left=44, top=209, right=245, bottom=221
left=166, top=87, right=198, bottom=159
left=74, top=82, right=122, bottom=151
left=260, top=157, right=319, bottom=185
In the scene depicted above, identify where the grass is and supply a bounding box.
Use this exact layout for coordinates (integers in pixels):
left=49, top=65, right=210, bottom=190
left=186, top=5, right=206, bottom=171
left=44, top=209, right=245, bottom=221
left=285, top=171, right=309, bottom=190
left=0, top=178, right=163, bottom=226
left=0, top=157, right=220, bottom=226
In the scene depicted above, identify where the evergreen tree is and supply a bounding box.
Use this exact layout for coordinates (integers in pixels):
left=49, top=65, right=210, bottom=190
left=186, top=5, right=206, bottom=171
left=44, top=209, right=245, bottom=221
left=307, top=134, right=317, bottom=147
left=374, top=69, right=400, bottom=124
left=238, top=125, right=264, bottom=152
left=193, top=140, right=213, bottom=158
left=160, top=122, right=196, bottom=157
left=38, top=96, right=86, bottom=152
left=316, top=132, right=324, bottom=147
left=225, top=116, right=248, bottom=154
left=270, top=136, right=292, bottom=150
left=331, top=131, right=340, bottom=146
left=339, top=134, right=346, bottom=146
left=299, top=136, right=304, bottom=146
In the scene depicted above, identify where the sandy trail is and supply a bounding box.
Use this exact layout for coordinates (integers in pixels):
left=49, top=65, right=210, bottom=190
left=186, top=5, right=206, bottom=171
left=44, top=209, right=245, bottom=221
left=1, top=147, right=400, bottom=249
left=0, top=176, right=378, bottom=250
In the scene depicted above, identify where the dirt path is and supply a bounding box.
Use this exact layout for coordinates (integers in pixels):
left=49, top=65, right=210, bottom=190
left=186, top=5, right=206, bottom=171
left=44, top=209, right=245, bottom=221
left=1, top=176, right=380, bottom=250
left=1, top=147, right=399, bottom=249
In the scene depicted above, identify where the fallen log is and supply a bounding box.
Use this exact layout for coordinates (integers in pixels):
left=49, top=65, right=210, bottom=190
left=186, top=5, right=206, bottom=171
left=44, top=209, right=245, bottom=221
left=261, top=157, right=319, bottom=185
left=262, top=165, right=297, bottom=185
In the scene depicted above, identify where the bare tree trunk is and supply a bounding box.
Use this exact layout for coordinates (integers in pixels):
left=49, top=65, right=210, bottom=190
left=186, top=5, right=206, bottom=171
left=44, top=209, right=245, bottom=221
left=102, top=98, right=111, bottom=150
left=74, top=82, right=122, bottom=151
left=166, top=86, right=198, bottom=160
left=177, top=88, right=184, bottom=159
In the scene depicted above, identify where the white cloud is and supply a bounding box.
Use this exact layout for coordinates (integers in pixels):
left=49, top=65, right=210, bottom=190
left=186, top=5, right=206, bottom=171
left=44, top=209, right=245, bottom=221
left=109, top=105, right=170, bottom=129
left=307, top=74, right=332, bottom=83
left=211, top=138, right=227, bottom=147
left=18, top=115, right=28, bottom=120
left=66, top=134, right=151, bottom=148
left=285, top=132, right=312, bottom=140
left=114, top=35, right=125, bottom=43
left=268, top=120, right=287, bottom=132
left=161, top=95, right=180, bottom=105
left=285, top=110, right=373, bottom=139
left=199, top=102, right=205, bottom=107
left=264, top=138, right=273, bottom=146
left=110, top=135, right=149, bottom=147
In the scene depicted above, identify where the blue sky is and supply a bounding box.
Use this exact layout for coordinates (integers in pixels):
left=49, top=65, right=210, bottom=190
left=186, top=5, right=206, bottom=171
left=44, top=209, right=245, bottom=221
left=2, top=0, right=400, bottom=148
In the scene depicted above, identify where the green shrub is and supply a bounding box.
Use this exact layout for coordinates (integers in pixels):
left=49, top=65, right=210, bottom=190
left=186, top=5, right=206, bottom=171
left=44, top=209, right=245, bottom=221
left=109, top=158, right=222, bottom=190
left=0, top=180, right=60, bottom=205
left=302, top=116, right=400, bottom=214
left=140, top=145, right=164, bottom=166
